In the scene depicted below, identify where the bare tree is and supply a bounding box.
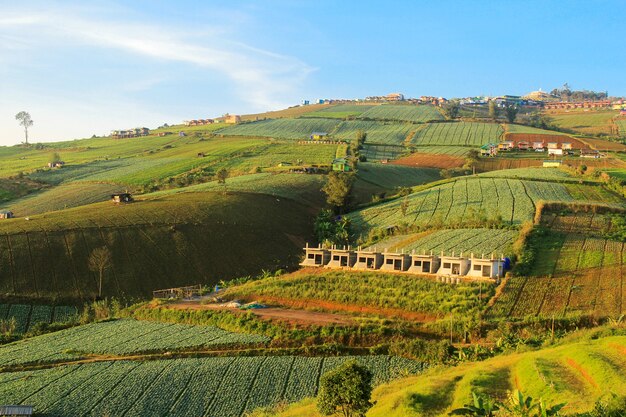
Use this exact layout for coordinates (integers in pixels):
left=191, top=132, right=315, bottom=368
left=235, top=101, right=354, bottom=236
left=15, top=111, right=34, bottom=145
left=88, top=246, right=113, bottom=298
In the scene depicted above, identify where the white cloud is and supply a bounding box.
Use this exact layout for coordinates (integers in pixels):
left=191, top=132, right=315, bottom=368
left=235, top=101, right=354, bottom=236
left=0, top=5, right=314, bottom=110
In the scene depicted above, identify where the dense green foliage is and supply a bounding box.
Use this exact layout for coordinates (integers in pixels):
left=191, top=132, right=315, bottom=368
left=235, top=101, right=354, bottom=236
left=358, top=105, right=445, bottom=123
left=317, top=360, right=374, bottom=417
left=0, top=304, right=77, bottom=335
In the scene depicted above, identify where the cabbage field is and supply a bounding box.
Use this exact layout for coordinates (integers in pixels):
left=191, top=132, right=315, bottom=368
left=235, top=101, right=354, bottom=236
left=0, top=304, right=78, bottom=334
left=0, top=355, right=426, bottom=417
left=358, top=104, right=445, bottom=123
left=411, top=122, right=503, bottom=146
left=216, top=118, right=341, bottom=140
left=333, top=120, right=415, bottom=144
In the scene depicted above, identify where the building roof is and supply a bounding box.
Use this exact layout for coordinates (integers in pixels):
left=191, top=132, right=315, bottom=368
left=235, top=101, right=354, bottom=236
left=0, top=209, right=13, bottom=214
left=0, top=405, right=33, bottom=415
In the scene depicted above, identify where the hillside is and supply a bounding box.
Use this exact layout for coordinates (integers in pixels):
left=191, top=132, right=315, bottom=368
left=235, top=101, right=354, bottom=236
left=0, top=191, right=316, bottom=300
left=274, top=334, right=626, bottom=416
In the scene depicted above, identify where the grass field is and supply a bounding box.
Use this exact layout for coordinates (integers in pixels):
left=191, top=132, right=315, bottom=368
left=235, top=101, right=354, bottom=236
left=240, top=103, right=329, bottom=121
left=0, top=318, right=269, bottom=367
left=0, top=192, right=315, bottom=300
left=352, top=164, right=441, bottom=203
left=411, top=122, right=503, bottom=147
left=358, top=104, right=445, bottom=123
left=361, top=144, right=406, bottom=161
left=548, top=110, right=619, bottom=136
left=301, top=104, right=375, bottom=119
left=505, top=124, right=569, bottom=136
left=349, top=177, right=607, bottom=236
left=0, top=354, right=425, bottom=417
left=275, top=335, right=626, bottom=416
left=371, top=228, right=518, bottom=257
left=224, top=269, right=493, bottom=317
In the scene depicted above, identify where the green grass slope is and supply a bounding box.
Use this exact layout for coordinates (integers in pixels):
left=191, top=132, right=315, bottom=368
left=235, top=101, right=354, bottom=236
left=0, top=192, right=315, bottom=300
left=274, top=334, right=626, bottom=416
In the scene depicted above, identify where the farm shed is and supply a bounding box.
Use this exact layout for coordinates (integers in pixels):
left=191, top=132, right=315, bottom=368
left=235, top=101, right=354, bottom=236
left=331, top=157, right=351, bottom=172
left=310, top=132, right=329, bottom=140
left=111, top=193, right=133, bottom=203
left=0, top=405, right=33, bottom=416
left=353, top=249, right=384, bottom=270
left=547, top=142, right=558, bottom=149
left=380, top=252, right=410, bottom=272
left=224, top=114, right=241, bottom=124
left=157, top=131, right=172, bottom=137
left=480, top=143, right=497, bottom=156
left=300, top=244, right=331, bottom=267
left=498, top=140, right=515, bottom=151
left=543, top=160, right=562, bottom=168
left=467, top=255, right=504, bottom=279
left=517, top=141, right=530, bottom=151
left=153, top=284, right=202, bottom=300
left=532, top=141, right=545, bottom=150
left=562, top=142, right=573, bottom=150
left=580, top=149, right=600, bottom=158
left=325, top=247, right=357, bottom=269
left=0, top=210, right=14, bottom=219
left=437, top=255, right=470, bottom=276
left=548, top=148, right=563, bottom=156
left=407, top=253, right=440, bottom=274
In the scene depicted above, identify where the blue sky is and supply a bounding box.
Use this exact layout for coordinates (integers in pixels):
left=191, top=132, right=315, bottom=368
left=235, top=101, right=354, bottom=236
left=0, top=0, right=624, bottom=144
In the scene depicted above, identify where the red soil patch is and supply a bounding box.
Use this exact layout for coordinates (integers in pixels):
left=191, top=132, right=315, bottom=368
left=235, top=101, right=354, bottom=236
left=505, top=133, right=586, bottom=149
left=566, top=358, right=598, bottom=388
left=579, top=137, right=626, bottom=152
left=609, top=343, right=626, bottom=356
left=392, top=153, right=464, bottom=169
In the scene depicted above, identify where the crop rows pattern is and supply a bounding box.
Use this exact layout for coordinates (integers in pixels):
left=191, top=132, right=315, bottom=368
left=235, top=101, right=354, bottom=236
left=0, top=319, right=269, bottom=367
left=0, top=304, right=78, bottom=334
left=0, top=355, right=426, bottom=417
left=411, top=122, right=503, bottom=147
left=357, top=105, right=445, bottom=123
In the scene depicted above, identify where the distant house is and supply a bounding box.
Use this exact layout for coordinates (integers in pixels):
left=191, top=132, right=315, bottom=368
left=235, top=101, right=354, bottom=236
left=300, top=244, right=330, bottom=267
left=543, top=160, right=562, bottom=168
left=546, top=142, right=558, bottom=149
left=224, top=114, right=241, bottom=124
left=331, top=158, right=351, bottom=172
left=111, top=127, right=150, bottom=139
left=580, top=149, right=600, bottom=158
left=310, top=132, right=329, bottom=141
left=47, top=161, right=65, bottom=168
left=111, top=193, right=133, bottom=203
left=197, top=152, right=205, bottom=158
left=385, top=92, right=405, bottom=101
left=407, top=253, right=440, bottom=274
left=0, top=210, right=14, bottom=219
left=157, top=132, right=172, bottom=137
left=185, top=119, right=214, bottom=126
left=562, top=142, right=573, bottom=150
left=466, top=255, right=505, bottom=279
left=438, top=255, right=470, bottom=276
left=498, top=140, right=515, bottom=151
left=480, top=143, right=497, bottom=157
left=548, top=148, right=563, bottom=156
left=380, top=252, right=410, bottom=272
left=517, top=141, right=530, bottom=151
left=353, top=249, right=384, bottom=271
left=0, top=405, right=33, bottom=416
left=532, top=141, right=545, bottom=150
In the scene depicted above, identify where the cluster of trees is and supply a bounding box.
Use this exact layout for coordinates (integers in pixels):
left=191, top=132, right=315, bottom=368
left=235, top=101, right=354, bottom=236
left=549, top=83, right=608, bottom=102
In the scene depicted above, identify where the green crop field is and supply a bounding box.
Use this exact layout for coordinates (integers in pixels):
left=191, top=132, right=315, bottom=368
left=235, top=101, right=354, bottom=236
left=411, top=122, right=503, bottom=146
left=215, top=118, right=341, bottom=140
left=372, top=228, right=518, bottom=257
left=505, top=124, right=569, bottom=135
left=0, top=319, right=269, bottom=367
left=225, top=270, right=493, bottom=316
left=549, top=110, right=619, bottom=136
left=277, top=336, right=626, bottom=416
left=0, top=192, right=314, bottom=300
left=349, top=177, right=599, bottom=236
left=358, top=105, right=445, bottom=123
left=0, top=355, right=425, bottom=417
left=333, top=120, right=415, bottom=145
left=0, top=304, right=78, bottom=334
left=411, top=145, right=472, bottom=156
left=301, top=104, right=375, bottom=119
left=352, top=164, right=440, bottom=203
left=361, top=144, right=406, bottom=161
left=616, top=119, right=626, bottom=137
left=476, top=167, right=580, bottom=182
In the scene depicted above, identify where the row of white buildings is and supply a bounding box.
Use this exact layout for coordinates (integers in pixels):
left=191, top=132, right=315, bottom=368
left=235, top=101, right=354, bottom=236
left=300, top=244, right=507, bottom=280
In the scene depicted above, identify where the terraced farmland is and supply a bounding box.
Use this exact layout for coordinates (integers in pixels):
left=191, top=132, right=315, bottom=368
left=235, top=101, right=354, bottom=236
left=352, top=164, right=440, bottom=203
left=616, top=119, right=626, bottom=137
left=0, top=355, right=425, bottom=417
left=0, top=304, right=78, bottom=334
left=372, top=228, right=518, bottom=257
left=410, top=145, right=472, bottom=156
left=333, top=120, right=415, bottom=145
left=358, top=104, right=445, bottom=123
left=0, top=319, right=269, bottom=367
left=392, top=152, right=465, bottom=169
left=301, top=104, right=374, bottom=119
left=361, top=144, right=406, bottom=161
left=476, top=167, right=579, bottom=182
left=349, top=177, right=585, bottom=235
left=411, top=122, right=503, bottom=146
left=505, top=124, right=568, bottom=135
left=216, top=118, right=341, bottom=140
left=548, top=110, right=619, bottom=136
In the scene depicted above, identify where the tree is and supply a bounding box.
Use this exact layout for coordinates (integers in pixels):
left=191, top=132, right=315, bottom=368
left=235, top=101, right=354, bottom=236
left=488, top=101, right=499, bottom=121
left=464, top=149, right=480, bottom=174
left=15, top=111, right=34, bottom=145
left=501, top=390, right=565, bottom=417
left=216, top=168, right=229, bottom=193
left=443, top=100, right=460, bottom=119
left=400, top=196, right=409, bottom=217
left=50, top=152, right=62, bottom=164
left=88, top=246, right=113, bottom=298
left=317, top=360, right=374, bottom=417
left=504, top=105, right=519, bottom=123
left=322, top=171, right=355, bottom=212
left=449, top=392, right=499, bottom=416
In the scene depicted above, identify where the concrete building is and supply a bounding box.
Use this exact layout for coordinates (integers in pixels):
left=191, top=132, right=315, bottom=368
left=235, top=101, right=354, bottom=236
left=353, top=248, right=384, bottom=271
left=380, top=251, right=410, bottom=272
left=548, top=148, right=564, bottom=156
left=300, top=243, right=331, bottom=267
left=407, top=252, right=440, bottom=274
left=437, top=254, right=470, bottom=276
left=224, top=114, right=241, bottom=124
left=325, top=247, right=357, bottom=269
left=467, top=254, right=505, bottom=278
left=0, top=210, right=14, bottom=219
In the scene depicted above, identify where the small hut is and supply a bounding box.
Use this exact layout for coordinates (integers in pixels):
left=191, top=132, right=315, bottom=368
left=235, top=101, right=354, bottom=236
left=325, top=246, right=356, bottom=269
left=437, top=253, right=470, bottom=276
left=300, top=243, right=331, bottom=267
left=380, top=251, right=410, bottom=272
left=407, top=252, right=440, bottom=274
left=352, top=248, right=383, bottom=270
left=0, top=210, right=14, bottom=219
left=111, top=193, right=133, bottom=203
left=467, top=254, right=505, bottom=279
